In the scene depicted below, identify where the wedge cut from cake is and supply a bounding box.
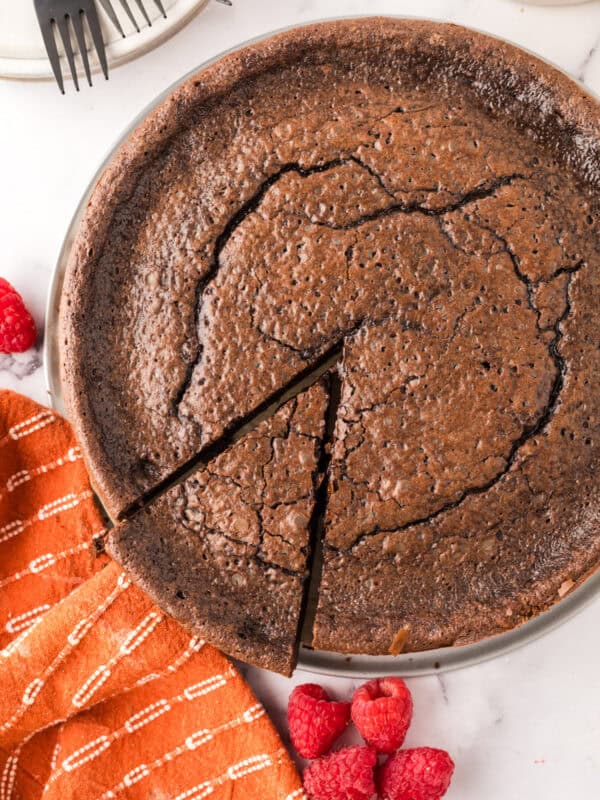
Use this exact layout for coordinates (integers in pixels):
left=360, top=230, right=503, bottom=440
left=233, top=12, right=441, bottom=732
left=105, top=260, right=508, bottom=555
left=107, top=382, right=328, bottom=675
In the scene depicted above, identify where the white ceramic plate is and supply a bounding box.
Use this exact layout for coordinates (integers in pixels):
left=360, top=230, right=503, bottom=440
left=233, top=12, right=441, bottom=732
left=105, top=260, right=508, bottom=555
left=0, top=0, right=210, bottom=80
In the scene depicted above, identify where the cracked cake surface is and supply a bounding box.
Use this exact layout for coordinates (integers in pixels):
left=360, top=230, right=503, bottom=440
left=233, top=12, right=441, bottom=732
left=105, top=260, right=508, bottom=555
left=313, top=179, right=598, bottom=653
left=107, top=382, right=329, bottom=675
left=60, top=18, right=600, bottom=665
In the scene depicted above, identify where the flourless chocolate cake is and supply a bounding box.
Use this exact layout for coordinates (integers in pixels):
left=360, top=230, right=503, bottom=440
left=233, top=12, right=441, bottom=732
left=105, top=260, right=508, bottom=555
left=61, top=18, right=600, bottom=672
left=108, top=382, right=328, bottom=674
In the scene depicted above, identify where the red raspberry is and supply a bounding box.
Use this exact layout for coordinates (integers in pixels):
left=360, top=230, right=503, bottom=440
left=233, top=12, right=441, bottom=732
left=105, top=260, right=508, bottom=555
left=303, top=745, right=377, bottom=800
left=351, top=677, right=413, bottom=754
left=288, top=683, right=350, bottom=758
left=379, top=747, right=455, bottom=800
left=0, top=279, right=36, bottom=354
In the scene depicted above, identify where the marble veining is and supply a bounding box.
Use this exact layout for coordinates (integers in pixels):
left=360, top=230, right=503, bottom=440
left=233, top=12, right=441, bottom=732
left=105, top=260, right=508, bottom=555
left=578, top=33, right=600, bottom=83
left=0, top=348, right=42, bottom=381
left=1, top=2, right=599, bottom=798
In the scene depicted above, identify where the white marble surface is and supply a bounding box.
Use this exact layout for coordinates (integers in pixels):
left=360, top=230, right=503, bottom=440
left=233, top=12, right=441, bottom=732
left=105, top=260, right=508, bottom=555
left=1, top=1, right=599, bottom=797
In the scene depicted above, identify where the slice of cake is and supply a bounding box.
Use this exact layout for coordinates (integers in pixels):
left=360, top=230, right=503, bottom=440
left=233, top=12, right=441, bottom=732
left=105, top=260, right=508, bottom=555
left=107, top=381, right=328, bottom=675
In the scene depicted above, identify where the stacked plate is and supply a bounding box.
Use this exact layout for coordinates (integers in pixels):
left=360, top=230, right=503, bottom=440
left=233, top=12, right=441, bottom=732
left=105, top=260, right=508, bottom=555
left=0, top=0, right=210, bottom=80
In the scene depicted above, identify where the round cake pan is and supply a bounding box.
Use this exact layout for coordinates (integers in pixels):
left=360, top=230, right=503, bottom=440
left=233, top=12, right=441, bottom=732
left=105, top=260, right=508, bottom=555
left=45, top=16, right=600, bottom=678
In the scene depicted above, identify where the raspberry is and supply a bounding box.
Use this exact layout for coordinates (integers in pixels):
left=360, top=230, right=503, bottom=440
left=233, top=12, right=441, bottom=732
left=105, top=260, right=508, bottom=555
left=351, top=677, right=413, bottom=754
left=303, top=745, right=377, bottom=800
left=0, top=279, right=36, bottom=354
left=288, top=683, right=350, bottom=758
left=379, top=748, right=455, bottom=800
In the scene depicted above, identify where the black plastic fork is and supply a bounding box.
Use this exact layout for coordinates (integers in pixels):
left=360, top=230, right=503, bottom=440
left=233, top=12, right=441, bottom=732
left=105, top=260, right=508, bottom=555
left=34, top=0, right=109, bottom=93
left=35, top=0, right=230, bottom=93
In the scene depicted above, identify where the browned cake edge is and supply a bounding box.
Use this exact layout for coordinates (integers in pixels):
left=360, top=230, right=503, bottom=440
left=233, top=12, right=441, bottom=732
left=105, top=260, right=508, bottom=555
left=107, top=508, right=304, bottom=675
left=105, top=381, right=330, bottom=676
left=312, top=547, right=600, bottom=656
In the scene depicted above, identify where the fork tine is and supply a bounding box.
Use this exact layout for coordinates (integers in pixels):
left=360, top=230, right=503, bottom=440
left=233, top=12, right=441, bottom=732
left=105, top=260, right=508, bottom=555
left=71, top=11, right=92, bottom=87
left=133, top=0, right=151, bottom=28
left=118, top=0, right=140, bottom=33
left=83, top=2, right=109, bottom=80
left=97, top=0, right=125, bottom=37
left=153, top=0, right=167, bottom=18
left=55, top=14, right=79, bottom=91
left=36, top=17, right=64, bottom=93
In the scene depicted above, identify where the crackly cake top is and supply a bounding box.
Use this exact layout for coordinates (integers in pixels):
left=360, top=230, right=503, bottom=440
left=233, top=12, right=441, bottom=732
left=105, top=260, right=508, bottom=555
left=60, top=17, right=599, bottom=518
left=60, top=18, right=599, bottom=666
left=312, top=178, right=600, bottom=654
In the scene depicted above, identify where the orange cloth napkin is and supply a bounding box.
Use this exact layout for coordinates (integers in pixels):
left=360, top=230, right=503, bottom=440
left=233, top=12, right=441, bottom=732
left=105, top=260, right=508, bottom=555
left=0, top=389, right=303, bottom=800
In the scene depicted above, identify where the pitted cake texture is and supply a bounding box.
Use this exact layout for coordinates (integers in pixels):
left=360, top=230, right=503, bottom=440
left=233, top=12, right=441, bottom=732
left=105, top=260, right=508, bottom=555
left=313, top=181, right=598, bottom=653
left=107, top=382, right=328, bottom=675
left=60, top=18, right=600, bottom=668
